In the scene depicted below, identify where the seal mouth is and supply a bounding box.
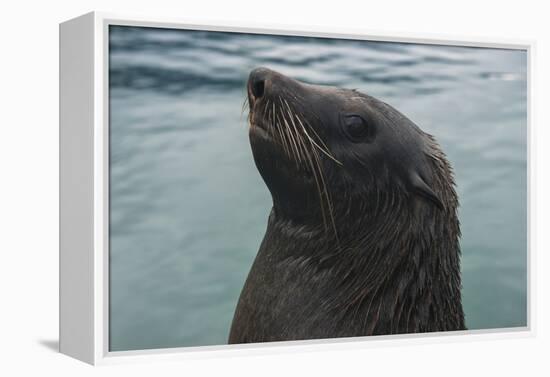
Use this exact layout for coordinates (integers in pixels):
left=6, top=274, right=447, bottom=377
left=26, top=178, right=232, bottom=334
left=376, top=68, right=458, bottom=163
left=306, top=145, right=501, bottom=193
left=249, top=119, right=272, bottom=142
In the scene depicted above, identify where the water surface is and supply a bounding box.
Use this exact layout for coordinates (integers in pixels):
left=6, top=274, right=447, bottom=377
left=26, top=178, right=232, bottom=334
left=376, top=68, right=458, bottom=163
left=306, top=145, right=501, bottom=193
left=109, top=26, right=527, bottom=351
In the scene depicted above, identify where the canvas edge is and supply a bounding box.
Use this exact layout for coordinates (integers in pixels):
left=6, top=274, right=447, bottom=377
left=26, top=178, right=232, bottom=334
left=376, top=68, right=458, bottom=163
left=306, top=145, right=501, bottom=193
left=59, top=11, right=97, bottom=365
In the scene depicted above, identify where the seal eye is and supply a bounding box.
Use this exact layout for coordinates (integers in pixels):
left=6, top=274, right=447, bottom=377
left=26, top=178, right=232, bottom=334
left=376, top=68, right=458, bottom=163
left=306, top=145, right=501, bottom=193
left=342, top=115, right=373, bottom=142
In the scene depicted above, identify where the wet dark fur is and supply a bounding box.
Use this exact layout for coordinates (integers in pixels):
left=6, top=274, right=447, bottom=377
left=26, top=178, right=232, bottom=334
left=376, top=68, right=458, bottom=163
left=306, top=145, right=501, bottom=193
left=228, top=68, right=465, bottom=344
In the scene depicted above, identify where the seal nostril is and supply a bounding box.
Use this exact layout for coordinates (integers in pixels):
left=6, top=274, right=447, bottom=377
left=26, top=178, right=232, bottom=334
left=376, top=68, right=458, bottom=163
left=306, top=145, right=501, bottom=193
left=252, top=79, right=265, bottom=99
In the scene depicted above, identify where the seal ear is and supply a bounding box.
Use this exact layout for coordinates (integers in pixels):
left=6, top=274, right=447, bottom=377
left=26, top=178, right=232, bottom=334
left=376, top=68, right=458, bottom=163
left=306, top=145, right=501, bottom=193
left=409, top=172, right=444, bottom=210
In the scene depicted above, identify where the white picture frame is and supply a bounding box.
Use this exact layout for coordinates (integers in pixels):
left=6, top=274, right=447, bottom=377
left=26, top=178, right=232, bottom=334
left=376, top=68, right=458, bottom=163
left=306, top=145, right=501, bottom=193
left=59, top=11, right=535, bottom=365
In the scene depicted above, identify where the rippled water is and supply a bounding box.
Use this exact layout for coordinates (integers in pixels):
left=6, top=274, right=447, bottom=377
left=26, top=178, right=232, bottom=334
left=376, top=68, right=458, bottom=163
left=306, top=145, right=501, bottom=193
left=108, top=26, right=527, bottom=351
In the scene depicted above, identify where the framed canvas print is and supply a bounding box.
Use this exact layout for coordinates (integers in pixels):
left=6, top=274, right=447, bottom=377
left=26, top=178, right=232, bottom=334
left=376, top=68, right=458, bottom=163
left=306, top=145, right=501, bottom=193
left=59, top=11, right=533, bottom=365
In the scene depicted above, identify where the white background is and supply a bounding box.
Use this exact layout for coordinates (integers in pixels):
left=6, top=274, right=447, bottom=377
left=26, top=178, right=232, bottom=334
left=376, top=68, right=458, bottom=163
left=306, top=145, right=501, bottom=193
left=1, top=0, right=548, bottom=375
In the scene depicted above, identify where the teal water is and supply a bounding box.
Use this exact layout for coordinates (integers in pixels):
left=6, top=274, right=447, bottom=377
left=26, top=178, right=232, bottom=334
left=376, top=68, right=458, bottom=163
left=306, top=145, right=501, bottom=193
left=108, top=26, right=527, bottom=351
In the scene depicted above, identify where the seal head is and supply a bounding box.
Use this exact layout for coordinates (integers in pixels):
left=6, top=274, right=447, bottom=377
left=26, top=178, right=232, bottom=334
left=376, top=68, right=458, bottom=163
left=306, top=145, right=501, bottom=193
left=247, top=67, right=444, bottom=226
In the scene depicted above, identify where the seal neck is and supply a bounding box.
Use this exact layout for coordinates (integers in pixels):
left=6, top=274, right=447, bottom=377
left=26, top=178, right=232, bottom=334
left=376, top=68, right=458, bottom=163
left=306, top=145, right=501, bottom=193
left=264, top=198, right=464, bottom=333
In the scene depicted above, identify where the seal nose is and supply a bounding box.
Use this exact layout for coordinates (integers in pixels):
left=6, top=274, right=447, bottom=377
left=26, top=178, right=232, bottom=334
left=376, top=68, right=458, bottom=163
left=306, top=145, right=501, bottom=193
left=251, top=75, right=265, bottom=99
left=248, top=68, right=273, bottom=101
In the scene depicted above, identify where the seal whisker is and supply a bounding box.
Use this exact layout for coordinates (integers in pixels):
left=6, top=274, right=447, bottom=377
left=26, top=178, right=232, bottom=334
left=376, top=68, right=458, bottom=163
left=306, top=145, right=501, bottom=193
left=309, top=138, right=340, bottom=245
left=263, top=99, right=270, bottom=120
left=278, top=98, right=303, bottom=166
left=291, top=107, right=343, bottom=166
left=272, top=102, right=290, bottom=157
left=277, top=110, right=295, bottom=161
left=303, top=118, right=333, bottom=158
left=280, top=106, right=331, bottom=231
left=282, top=99, right=304, bottom=166
left=280, top=97, right=315, bottom=161
left=281, top=96, right=328, bottom=148
left=275, top=112, right=292, bottom=159
left=277, top=103, right=293, bottom=159
left=283, top=103, right=308, bottom=167
left=266, top=99, right=284, bottom=144
left=291, top=107, right=340, bottom=243
left=273, top=112, right=289, bottom=154
left=242, top=96, right=249, bottom=123
left=300, top=133, right=330, bottom=232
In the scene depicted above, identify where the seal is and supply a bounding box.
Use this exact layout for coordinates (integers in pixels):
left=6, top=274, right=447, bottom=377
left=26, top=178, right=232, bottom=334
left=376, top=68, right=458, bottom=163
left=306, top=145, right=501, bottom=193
left=228, top=67, right=465, bottom=344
